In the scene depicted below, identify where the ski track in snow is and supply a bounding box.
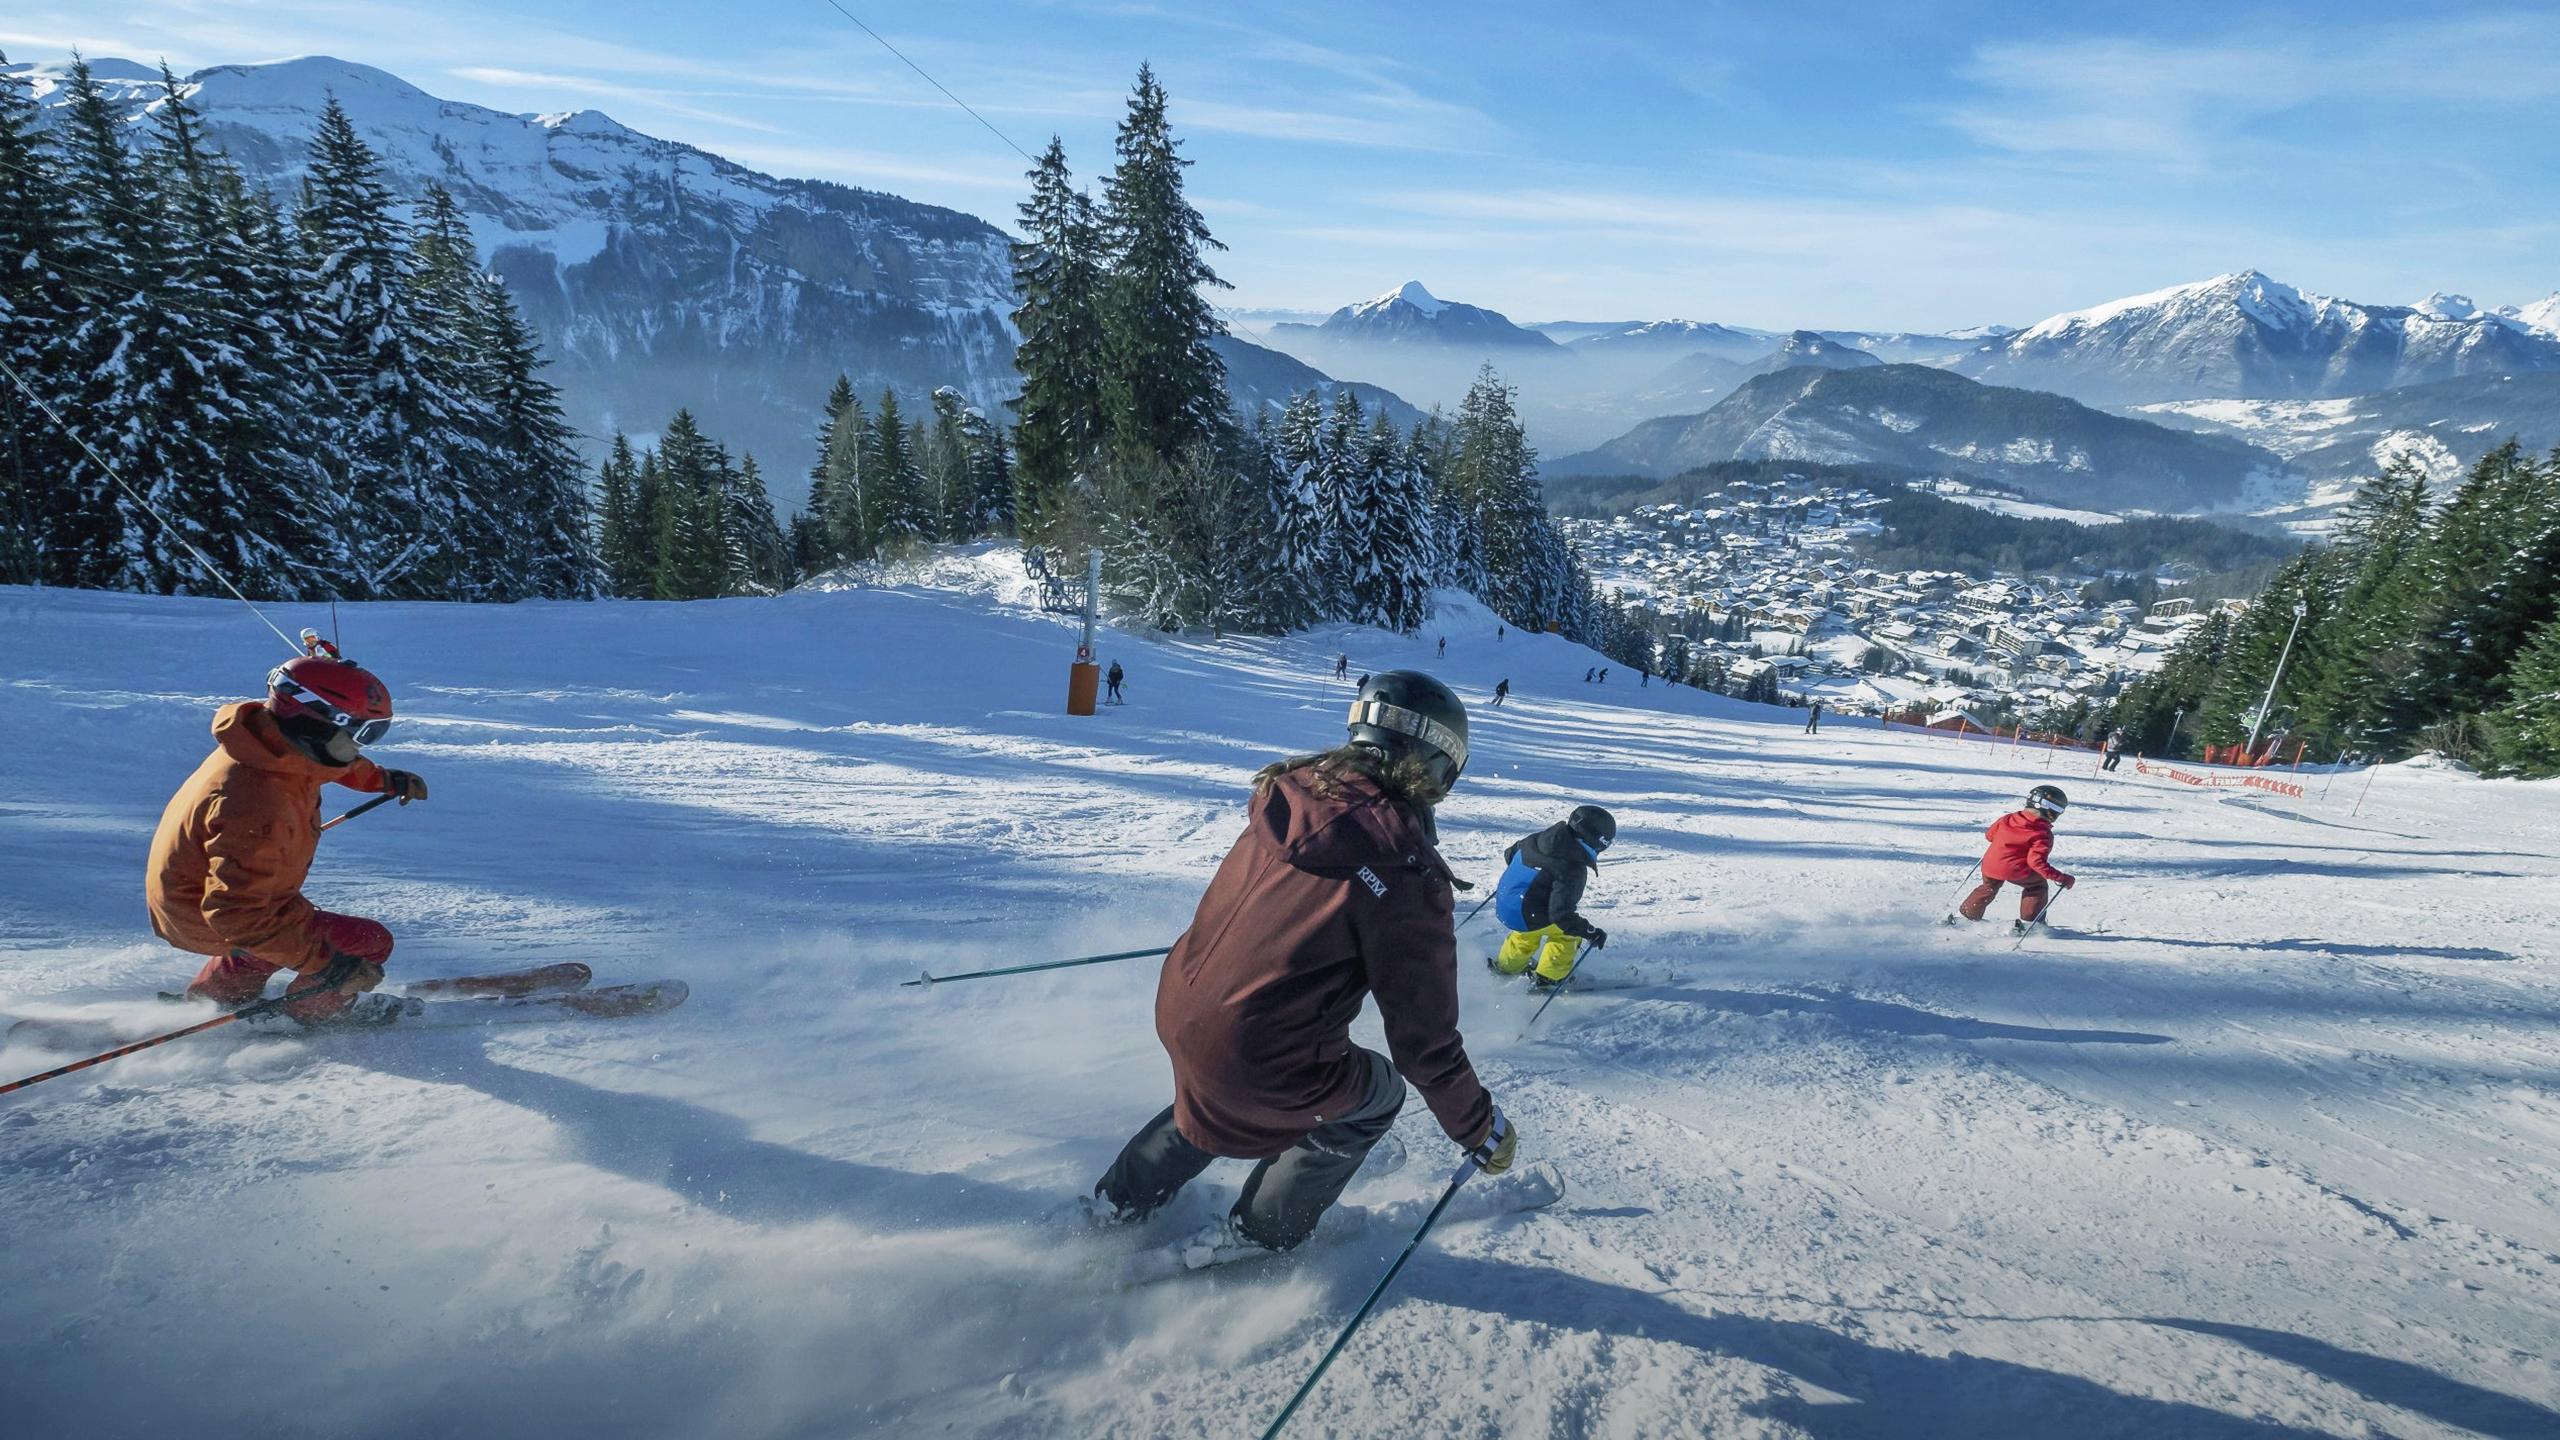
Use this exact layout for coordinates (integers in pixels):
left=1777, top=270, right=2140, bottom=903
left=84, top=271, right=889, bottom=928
left=3, top=559, right=2557, bottom=1440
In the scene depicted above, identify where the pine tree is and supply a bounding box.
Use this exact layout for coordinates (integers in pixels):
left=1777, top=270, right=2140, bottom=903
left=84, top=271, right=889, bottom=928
left=815, top=386, right=873, bottom=563
left=718, top=451, right=788, bottom=593
left=964, top=408, right=1014, bottom=537
left=1363, top=412, right=1433, bottom=633
left=595, top=432, right=647, bottom=597
left=1317, top=390, right=1377, bottom=623
left=2291, top=461, right=2430, bottom=749
left=1261, top=395, right=1325, bottom=631
left=0, top=50, right=86, bottom=587
left=2487, top=613, right=2560, bottom=778
left=861, top=390, right=925, bottom=550
left=1009, top=138, right=1106, bottom=550
left=649, top=411, right=724, bottom=600
left=470, top=267, right=596, bottom=597
left=1097, top=64, right=1230, bottom=463
left=924, top=388, right=976, bottom=540
left=298, top=97, right=466, bottom=597
left=45, top=55, right=154, bottom=589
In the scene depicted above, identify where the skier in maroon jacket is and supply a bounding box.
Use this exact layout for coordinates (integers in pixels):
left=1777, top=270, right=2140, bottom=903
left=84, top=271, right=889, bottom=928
left=1092, top=670, right=1515, bottom=1251
left=1955, top=784, right=2076, bottom=932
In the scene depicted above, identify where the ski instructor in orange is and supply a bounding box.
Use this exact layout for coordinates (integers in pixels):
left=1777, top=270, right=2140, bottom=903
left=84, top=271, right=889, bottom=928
left=144, top=637, right=428, bottom=1023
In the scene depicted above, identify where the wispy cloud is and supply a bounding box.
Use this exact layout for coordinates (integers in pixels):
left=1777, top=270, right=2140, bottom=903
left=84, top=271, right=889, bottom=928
left=1943, top=11, right=2560, bottom=168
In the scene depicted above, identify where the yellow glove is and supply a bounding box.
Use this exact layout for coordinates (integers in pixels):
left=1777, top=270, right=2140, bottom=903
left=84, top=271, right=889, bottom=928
left=1473, top=1112, right=1518, bottom=1175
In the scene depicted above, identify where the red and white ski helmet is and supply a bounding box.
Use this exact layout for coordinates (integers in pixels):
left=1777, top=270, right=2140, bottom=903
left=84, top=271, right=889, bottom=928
left=268, top=655, right=394, bottom=746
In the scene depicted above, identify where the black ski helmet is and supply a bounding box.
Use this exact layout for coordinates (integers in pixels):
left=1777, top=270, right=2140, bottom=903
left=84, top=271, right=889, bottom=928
left=1346, top=670, right=1469, bottom=791
left=1567, top=804, right=1617, bottom=853
left=2026, top=784, right=2068, bottom=818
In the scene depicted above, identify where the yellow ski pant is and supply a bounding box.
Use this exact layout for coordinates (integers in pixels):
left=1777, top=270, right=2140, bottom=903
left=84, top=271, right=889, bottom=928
left=1494, top=924, right=1582, bottom=983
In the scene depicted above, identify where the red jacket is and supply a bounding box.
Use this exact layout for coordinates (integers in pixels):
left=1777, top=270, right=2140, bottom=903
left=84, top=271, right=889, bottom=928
left=1982, top=809, right=2071, bottom=885
left=1154, top=763, right=1494, bottom=1158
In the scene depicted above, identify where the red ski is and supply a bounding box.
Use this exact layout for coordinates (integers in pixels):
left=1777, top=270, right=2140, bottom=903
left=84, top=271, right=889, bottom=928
left=404, top=962, right=593, bottom=999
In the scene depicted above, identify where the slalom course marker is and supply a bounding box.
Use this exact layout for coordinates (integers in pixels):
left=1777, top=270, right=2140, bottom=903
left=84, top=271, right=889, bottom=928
left=902, top=945, right=1173, bottom=988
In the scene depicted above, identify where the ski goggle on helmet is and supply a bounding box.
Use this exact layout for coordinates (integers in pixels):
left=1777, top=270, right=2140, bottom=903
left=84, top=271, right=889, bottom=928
left=2026, top=785, right=2068, bottom=819
left=268, top=655, right=395, bottom=747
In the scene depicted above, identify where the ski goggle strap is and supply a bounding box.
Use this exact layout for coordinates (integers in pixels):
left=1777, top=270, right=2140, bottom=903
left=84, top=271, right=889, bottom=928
left=1347, top=696, right=1468, bottom=775
left=271, top=672, right=393, bottom=747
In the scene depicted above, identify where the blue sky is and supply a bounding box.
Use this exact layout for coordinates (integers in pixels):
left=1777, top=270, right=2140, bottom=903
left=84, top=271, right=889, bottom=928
left=12, top=1, right=2554, bottom=331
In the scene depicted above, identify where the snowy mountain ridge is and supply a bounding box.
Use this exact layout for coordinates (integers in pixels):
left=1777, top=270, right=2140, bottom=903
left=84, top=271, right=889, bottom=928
left=1962, top=269, right=2560, bottom=407
left=1276, top=279, right=1559, bottom=350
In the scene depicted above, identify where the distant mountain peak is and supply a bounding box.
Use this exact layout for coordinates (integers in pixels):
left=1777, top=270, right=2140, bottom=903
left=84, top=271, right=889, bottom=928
left=1354, top=280, right=1448, bottom=317
left=2415, top=291, right=2479, bottom=320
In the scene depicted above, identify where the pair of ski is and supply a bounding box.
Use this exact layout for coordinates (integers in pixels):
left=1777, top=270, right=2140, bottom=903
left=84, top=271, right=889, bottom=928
left=1485, top=956, right=1671, bottom=993
left=6, top=961, right=686, bottom=1052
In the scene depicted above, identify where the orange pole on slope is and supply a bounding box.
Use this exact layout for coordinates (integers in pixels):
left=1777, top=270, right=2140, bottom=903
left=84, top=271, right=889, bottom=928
left=1068, top=549, right=1101, bottom=717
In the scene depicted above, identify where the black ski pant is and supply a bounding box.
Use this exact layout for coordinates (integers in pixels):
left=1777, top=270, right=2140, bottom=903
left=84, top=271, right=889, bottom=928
left=1096, top=1047, right=1404, bottom=1251
left=2102, top=750, right=2121, bottom=771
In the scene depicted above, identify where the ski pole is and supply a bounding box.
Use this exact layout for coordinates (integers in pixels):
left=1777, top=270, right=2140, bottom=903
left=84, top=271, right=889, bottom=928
left=1, top=957, right=359, bottom=1098
left=320, top=794, right=397, bottom=832
left=1944, top=861, right=1981, bottom=916
left=901, top=945, right=1172, bottom=988
left=1520, top=944, right=1594, bottom=1035
left=1456, top=892, right=1495, bottom=931
left=1258, top=1112, right=1512, bottom=1440
left=2012, top=889, right=2064, bottom=949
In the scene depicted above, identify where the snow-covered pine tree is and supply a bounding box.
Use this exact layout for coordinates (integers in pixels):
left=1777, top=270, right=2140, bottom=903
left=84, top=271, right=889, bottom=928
left=1317, top=390, right=1378, bottom=625
left=297, top=97, right=467, bottom=598
left=45, top=56, right=156, bottom=590
left=964, top=407, right=1014, bottom=537
left=123, top=66, right=323, bottom=598
left=1409, top=415, right=1477, bottom=594
left=469, top=266, right=596, bottom=597
left=924, top=388, right=976, bottom=541
left=1098, top=64, right=1230, bottom=465
left=1009, top=138, right=1106, bottom=552
left=802, top=374, right=853, bottom=568
left=0, top=50, right=86, bottom=587
left=595, top=432, right=648, bottom=597
left=1265, top=389, right=1329, bottom=625
left=862, top=390, right=927, bottom=551
left=719, top=451, right=789, bottom=593
left=649, top=410, right=724, bottom=600
left=817, top=387, right=873, bottom=563
left=1362, top=412, right=1432, bottom=633
left=2488, top=613, right=2560, bottom=778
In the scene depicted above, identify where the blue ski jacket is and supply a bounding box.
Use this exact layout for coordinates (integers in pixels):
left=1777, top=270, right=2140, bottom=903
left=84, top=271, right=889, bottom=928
left=1494, top=822, right=1600, bottom=937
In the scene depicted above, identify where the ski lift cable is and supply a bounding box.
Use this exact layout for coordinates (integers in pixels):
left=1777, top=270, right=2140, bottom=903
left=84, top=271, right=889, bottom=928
left=0, top=350, right=302, bottom=653
left=814, top=0, right=1042, bottom=166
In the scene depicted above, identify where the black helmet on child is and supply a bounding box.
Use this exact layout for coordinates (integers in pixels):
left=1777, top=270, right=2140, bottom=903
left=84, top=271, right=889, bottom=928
left=2026, top=784, right=2068, bottom=818
left=1346, top=670, right=1469, bottom=792
left=1567, top=804, right=1617, bottom=852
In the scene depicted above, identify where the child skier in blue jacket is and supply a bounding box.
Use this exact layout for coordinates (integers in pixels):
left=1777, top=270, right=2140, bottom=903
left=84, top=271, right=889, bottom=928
left=1489, top=805, right=1615, bottom=987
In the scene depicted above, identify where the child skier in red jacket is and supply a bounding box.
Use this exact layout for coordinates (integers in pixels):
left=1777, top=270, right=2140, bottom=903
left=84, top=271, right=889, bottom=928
left=1954, top=785, right=2075, bottom=933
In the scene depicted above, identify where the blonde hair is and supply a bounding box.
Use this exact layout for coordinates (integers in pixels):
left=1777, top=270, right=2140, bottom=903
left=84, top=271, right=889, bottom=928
left=1254, top=743, right=1449, bottom=809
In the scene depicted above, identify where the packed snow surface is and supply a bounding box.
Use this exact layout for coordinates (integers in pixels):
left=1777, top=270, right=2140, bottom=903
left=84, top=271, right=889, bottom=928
left=4, top=555, right=2557, bottom=1439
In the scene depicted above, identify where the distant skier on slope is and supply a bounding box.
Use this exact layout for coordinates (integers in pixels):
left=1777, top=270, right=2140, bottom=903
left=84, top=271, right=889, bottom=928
left=1334, top=653, right=1349, bottom=681
left=2102, top=727, right=2127, bottom=771
left=1488, top=806, right=1614, bottom=988
left=1090, top=671, right=1514, bottom=1251
left=1805, top=701, right=1822, bottom=734
left=145, top=643, right=428, bottom=1022
left=1491, top=678, right=1510, bottom=707
left=1953, top=785, right=2075, bottom=934
left=1106, top=661, right=1125, bottom=704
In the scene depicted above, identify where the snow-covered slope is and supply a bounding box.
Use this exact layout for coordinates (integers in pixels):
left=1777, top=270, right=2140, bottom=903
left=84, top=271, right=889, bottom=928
left=1961, top=270, right=2560, bottom=407
left=2135, top=371, right=2560, bottom=502
left=4, top=565, right=2555, bottom=1438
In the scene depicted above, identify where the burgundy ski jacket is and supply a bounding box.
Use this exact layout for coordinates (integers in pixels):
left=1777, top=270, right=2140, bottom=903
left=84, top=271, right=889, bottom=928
left=1154, top=764, right=1494, bottom=1158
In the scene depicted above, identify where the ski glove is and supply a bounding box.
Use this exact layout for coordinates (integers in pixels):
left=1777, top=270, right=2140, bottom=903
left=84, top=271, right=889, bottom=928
left=381, top=770, right=429, bottom=804
left=1584, top=926, right=1608, bottom=951
left=1471, top=1110, right=1518, bottom=1176
left=2056, top=874, right=2076, bottom=890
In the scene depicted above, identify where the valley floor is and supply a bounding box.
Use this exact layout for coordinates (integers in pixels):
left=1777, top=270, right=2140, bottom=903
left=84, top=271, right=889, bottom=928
left=2, top=556, right=2554, bottom=1439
